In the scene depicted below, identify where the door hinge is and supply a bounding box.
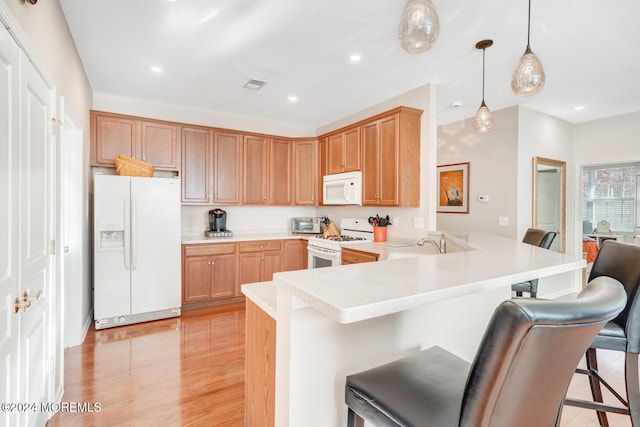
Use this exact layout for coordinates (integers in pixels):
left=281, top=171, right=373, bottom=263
left=50, top=239, right=56, bottom=255
left=50, top=118, right=62, bottom=136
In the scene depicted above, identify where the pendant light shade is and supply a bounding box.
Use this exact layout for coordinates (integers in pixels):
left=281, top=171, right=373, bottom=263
left=398, top=0, right=440, bottom=53
left=512, top=0, right=545, bottom=96
left=474, top=101, right=494, bottom=134
left=474, top=40, right=494, bottom=134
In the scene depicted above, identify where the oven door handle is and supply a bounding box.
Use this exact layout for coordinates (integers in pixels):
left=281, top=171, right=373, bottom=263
left=308, top=245, right=339, bottom=255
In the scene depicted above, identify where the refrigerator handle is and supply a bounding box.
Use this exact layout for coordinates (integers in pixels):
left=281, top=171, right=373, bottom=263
left=123, top=196, right=130, bottom=271
left=131, top=190, right=137, bottom=271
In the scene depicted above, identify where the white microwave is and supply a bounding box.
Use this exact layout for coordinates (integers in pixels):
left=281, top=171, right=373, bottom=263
left=323, top=171, right=362, bottom=205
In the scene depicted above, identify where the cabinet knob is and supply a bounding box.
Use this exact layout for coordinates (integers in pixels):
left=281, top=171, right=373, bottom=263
left=209, top=248, right=213, bottom=252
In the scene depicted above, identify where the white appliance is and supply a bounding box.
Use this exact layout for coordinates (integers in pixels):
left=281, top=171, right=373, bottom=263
left=307, top=218, right=373, bottom=268
left=323, top=171, right=362, bottom=205
left=93, top=174, right=182, bottom=329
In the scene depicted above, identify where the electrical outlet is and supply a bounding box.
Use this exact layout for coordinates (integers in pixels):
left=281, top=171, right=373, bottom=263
left=414, top=216, right=425, bottom=228
left=392, top=216, right=399, bottom=226
left=499, top=216, right=509, bottom=226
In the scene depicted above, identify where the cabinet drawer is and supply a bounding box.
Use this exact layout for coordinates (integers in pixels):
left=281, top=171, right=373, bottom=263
left=183, top=243, right=236, bottom=257
left=239, top=240, right=282, bottom=253
left=341, top=247, right=379, bottom=264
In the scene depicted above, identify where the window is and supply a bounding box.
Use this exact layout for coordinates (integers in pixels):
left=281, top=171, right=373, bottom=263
left=582, top=163, right=638, bottom=233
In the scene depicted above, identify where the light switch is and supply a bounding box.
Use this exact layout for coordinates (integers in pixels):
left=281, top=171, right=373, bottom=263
left=478, top=195, right=489, bottom=202
left=414, top=217, right=425, bottom=228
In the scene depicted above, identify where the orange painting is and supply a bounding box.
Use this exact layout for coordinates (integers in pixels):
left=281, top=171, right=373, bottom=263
left=437, top=162, right=469, bottom=213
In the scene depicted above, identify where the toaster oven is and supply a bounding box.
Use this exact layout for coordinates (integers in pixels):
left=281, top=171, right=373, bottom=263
left=291, top=217, right=322, bottom=234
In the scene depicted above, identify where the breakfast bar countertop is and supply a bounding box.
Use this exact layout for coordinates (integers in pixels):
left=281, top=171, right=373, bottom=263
left=267, top=232, right=585, bottom=324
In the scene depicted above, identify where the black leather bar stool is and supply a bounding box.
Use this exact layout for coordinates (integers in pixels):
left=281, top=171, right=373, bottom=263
left=512, top=228, right=557, bottom=298
left=564, top=240, right=640, bottom=426
left=345, top=277, right=626, bottom=427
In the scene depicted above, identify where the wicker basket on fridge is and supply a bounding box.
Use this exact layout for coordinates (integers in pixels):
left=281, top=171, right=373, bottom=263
left=114, top=154, right=154, bottom=177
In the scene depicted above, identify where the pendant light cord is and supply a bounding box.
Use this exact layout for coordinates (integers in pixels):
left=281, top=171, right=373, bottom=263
left=526, top=0, right=532, bottom=48
left=482, top=48, right=486, bottom=102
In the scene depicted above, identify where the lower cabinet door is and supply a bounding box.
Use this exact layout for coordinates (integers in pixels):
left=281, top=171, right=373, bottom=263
left=183, top=256, right=212, bottom=303
left=211, top=254, right=236, bottom=298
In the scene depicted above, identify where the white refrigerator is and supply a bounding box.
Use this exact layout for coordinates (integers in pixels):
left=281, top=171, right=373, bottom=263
left=93, top=174, right=181, bottom=329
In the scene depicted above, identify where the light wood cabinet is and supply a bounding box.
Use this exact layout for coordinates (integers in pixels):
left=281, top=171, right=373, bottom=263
left=284, top=239, right=306, bottom=271
left=270, top=138, right=292, bottom=205
left=90, top=111, right=179, bottom=170
left=341, top=247, right=379, bottom=265
left=319, top=106, right=422, bottom=207
left=243, top=137, right=292, bottom=205
left=140, top=120, right=180, bottom=169
left=243, top=135, right=270, bottom=204
left=182, top=243, right=237, bottom=304
left=328, top=127, right=360, bottom=174
left=361, top=107, right=422, bottom=207
left=293, top=139, right=317, bottom=205
left=238, top=240, right=283, bottom=284
left=213, top=131, right=242, bottom=204
left=362, top=114, right=400, bottom=205
left=181, top=126, right=211, bottom=204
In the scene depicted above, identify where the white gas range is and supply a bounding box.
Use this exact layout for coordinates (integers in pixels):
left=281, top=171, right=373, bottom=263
left=307, top=218, right=373, bottom=269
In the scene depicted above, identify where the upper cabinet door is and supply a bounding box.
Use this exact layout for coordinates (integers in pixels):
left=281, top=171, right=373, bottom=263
left=243, top=135, right=269, bottom=204
left=91, top=113, right=138, bottom=166
left=293, top=139, right=317, bottom=205
left=140, top=120, right=180, bottom=170
left=343, top=127, right=361, bottom=172
left=90, top=111, right=179, bottom=171
left=327, top=128, right=360, bottom=174
left=213, top=131, right=242, bottom=204
left=269, top=138, right=292, bottom=205
left=181, top=126, right=211, bottom=204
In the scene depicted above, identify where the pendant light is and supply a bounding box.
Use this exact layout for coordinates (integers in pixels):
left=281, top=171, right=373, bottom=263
left=398, top=0, right=440, bottom=53
left=473, top=39, right=494, bottom=134
left=511, top=0, right=545, bottom=96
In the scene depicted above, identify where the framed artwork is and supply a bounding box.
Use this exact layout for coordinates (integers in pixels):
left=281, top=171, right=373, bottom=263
left=437, top=162, right=469, bottom=214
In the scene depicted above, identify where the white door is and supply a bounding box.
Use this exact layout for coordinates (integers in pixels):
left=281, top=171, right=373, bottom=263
left=537, top=169, right=562, bottom=252
left=18, top=51, right=55, bottom=427
left=0, top=23, right=21, bottom=427
left=130, top=177, right=181, bottom=314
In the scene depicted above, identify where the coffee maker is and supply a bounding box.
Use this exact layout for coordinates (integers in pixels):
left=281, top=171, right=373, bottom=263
left=204, top=208, right=232, bottom=237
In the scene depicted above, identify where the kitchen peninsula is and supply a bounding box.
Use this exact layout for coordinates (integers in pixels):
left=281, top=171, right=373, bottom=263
left=242, top=232, right=586, bottom=427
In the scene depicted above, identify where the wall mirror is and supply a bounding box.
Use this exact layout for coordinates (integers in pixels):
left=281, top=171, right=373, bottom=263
left=533, top=156, right=566, bottom=252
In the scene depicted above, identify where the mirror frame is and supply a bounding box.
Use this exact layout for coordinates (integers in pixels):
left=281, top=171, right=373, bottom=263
left=532, top=156, right=566, bottom=253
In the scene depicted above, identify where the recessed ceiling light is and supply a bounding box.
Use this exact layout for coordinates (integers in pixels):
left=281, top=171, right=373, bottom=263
left=288, top=95, right=298, bottom=103
left=349, top=54, right=361, bottom=62
left=150, top=66, right=163, bottom=73
left=243, top=79, right=267, bottom=90
left=574, top=105, right=585, bottom=111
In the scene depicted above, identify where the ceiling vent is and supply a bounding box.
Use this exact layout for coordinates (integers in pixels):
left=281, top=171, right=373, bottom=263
left=243, top=79, right=267, bottom=90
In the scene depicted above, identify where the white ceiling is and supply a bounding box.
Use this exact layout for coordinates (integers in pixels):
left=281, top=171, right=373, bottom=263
left=59, top=0, right=640, bottom=129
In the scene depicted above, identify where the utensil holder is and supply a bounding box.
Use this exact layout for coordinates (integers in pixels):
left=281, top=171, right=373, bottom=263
left=373, top=226, right=387, bottom=242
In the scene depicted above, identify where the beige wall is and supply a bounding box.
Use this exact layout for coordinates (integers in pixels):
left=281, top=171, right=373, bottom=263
left=437, top=106, right=519, bottom=239
left=517, top=106, right=575, bottom=254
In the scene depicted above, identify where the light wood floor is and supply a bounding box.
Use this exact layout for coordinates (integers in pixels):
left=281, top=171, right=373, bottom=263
left=47, top=301, right=633, bottom=427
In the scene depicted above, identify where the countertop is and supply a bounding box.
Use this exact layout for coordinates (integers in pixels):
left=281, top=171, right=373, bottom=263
left=182, top=232, right=314, bottom=245
left=243, top=232, right=585, bottom=324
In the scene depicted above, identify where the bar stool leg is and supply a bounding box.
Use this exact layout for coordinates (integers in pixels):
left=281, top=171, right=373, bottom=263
left=347, top=408, right=364, bottom=427
left=586, top=348, right=610, bottom=427
left=626, top=352, right=640, bottom=427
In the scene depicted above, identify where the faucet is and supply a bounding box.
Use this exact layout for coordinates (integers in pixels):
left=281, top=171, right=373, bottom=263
left=417, top=237, right=442, bottom=254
